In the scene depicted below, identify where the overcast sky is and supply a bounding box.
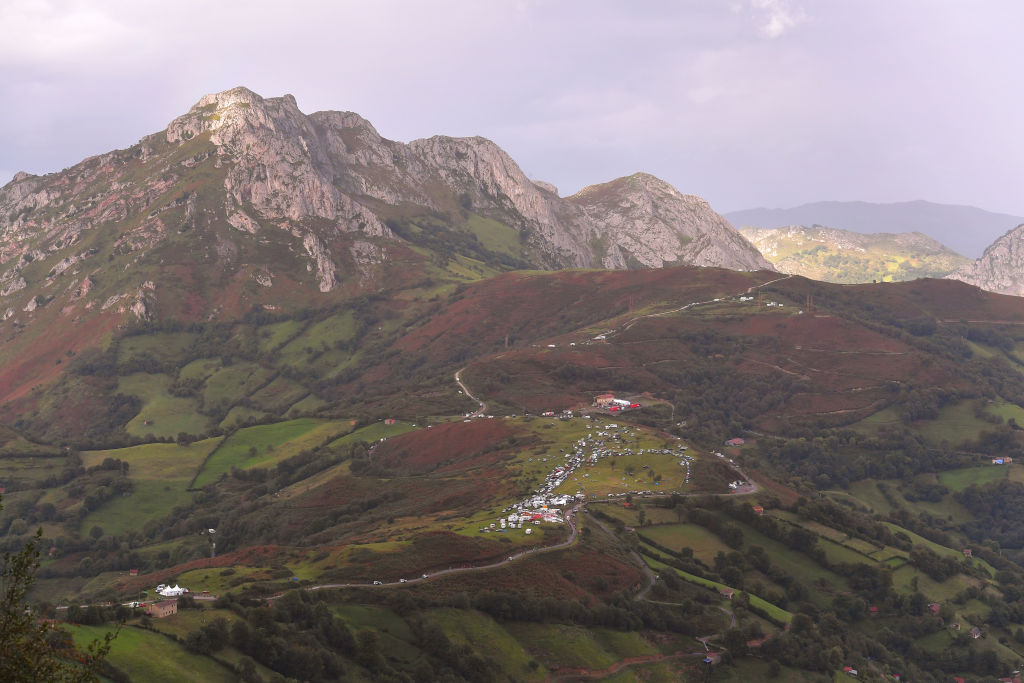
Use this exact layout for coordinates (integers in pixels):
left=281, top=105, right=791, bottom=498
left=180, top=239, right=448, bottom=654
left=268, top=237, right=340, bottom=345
left=2, top=0, right=1022, bottom=215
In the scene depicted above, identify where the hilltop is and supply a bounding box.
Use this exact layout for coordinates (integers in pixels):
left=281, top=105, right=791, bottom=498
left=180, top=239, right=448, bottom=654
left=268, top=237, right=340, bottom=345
left=726, top=199, right=1024, bottom=259
left=740, top=224, right=970, bottom=283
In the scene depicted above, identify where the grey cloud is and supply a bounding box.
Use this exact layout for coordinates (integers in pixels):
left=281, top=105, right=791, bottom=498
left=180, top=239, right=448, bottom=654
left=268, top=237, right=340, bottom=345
left=1, top=1, right=1023, bottom=219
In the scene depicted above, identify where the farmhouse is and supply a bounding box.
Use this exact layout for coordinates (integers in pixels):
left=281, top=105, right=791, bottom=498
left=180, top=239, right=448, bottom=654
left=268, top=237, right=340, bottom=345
left=752, top=505, right=764, bottom=516
left=149, top=600, right=178, bottom=618
left=720, top=588, right=734, bottom=599
left=963, top=548, right=973, bottom=558
left=725, top=438, right=745, bottom=446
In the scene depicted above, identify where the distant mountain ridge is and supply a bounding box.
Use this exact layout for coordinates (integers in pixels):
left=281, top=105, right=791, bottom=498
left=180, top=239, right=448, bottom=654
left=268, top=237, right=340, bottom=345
left=740, top=225, right=970, bottom=284
left=726, top=200, right=1024, bottom=259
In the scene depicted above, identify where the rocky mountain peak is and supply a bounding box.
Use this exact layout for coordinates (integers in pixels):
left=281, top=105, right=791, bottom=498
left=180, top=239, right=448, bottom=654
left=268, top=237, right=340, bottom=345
left=950, top=224, right=1024, bottom=296
left=0, top=86, right=772, bottom=390
left=566, top=173, right=770, bottom=271
left=166, top=86, right=277, bottom=143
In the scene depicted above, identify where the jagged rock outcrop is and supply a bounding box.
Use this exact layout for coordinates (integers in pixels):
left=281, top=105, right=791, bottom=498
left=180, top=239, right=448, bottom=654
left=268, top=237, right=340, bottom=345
left=950, top=224, right=1024, bottom=296
left=568, top=174, right=770, bottom=270
left=0, top=86, right=770, bottom=335
left=742, top=225, right=969, bottom=283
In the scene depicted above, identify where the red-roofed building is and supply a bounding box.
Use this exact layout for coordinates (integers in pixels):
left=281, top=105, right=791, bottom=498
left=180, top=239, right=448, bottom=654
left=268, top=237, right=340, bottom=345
left=868, top=606, right=879, bottom=616
left=725, top=438, right=745, bottom=446
left=752, top=505, right=765, bottom=516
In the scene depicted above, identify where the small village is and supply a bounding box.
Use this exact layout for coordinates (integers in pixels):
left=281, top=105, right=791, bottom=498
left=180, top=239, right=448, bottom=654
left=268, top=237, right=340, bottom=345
left=483, top=396, right=695, bottom=534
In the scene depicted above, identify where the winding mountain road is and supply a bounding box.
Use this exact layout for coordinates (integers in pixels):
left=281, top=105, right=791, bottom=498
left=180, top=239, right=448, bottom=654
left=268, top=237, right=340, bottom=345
left=454, top=367, right=486, bottom=416
left=616, top=272, right=794, bottom=335
left=303, top=502, right=584, bottom=593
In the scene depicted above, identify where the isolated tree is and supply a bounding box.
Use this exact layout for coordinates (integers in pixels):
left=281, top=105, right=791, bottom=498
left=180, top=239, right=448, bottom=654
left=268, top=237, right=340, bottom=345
left=1, top=495, right=115, bottom=681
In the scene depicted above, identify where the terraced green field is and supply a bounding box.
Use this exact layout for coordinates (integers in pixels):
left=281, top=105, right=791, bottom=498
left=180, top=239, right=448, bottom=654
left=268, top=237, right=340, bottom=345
left=81, top=438, right=221, bottom=476
left=255, top=319, right=305, bottom=353
left=218, top=405, right=268, bottom=430
left=192, top=418, right=352, bottom=487
left=818, top=538, right=874, bottom=565
left=504, top=622, right=653, bottom=670
left=80, top=439, right=222, bottom=535
left=177, top=357, right=221, bottom=382
left=201, top=362, right=275, bottom=407
left=642, top=555, right=792, bottom=624
left=326, top=420, right=418, bottom=449
left=641, top=524, right=732, bottom=563
left=730, top=518, right=849, bottom=603
left=429, top=608, right=547, bottom=682
left=70, top=624, right=235, bottom=683
left=118, top=373, right=211, bottom=439
left=117, top=332, right=197, bottom=364
left=938, top=465, right=1009, bottom=491
left=987, top=399, right=1024, bottom=424
left=852, top=399, right=1012, bottom=446
left=247, top=375, right=310, bottom=412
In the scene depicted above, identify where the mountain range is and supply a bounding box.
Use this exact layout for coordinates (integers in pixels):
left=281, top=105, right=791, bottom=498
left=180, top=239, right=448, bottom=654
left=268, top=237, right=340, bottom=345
left=726, top=200, right=1024, bottom=259
left=8, top=87, right=1024, bottom=681
left=0, top=87, right=770, bottom=405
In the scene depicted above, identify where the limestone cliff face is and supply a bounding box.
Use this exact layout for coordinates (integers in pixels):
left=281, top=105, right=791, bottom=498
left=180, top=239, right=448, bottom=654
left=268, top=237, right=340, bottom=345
left=950, top=225, right=1024, bottom=296
left=166, top=87, right=390, bottom=238
left=0, top=85, right=771, bottom=332
left=566, top=174, right=770, bottom=271
left=158, top=87, right=770, bottom=274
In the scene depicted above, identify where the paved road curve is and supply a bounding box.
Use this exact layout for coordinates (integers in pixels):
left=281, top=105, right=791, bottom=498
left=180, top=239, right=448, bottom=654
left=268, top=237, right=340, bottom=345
left=303, top=502, right=584, bottom=593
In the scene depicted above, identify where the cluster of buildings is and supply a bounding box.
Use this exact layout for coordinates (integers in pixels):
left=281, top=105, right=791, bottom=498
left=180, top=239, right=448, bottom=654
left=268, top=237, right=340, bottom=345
left=485, top=420, right=695, bottom=533
left=593, top=394, right=641, bottom=413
